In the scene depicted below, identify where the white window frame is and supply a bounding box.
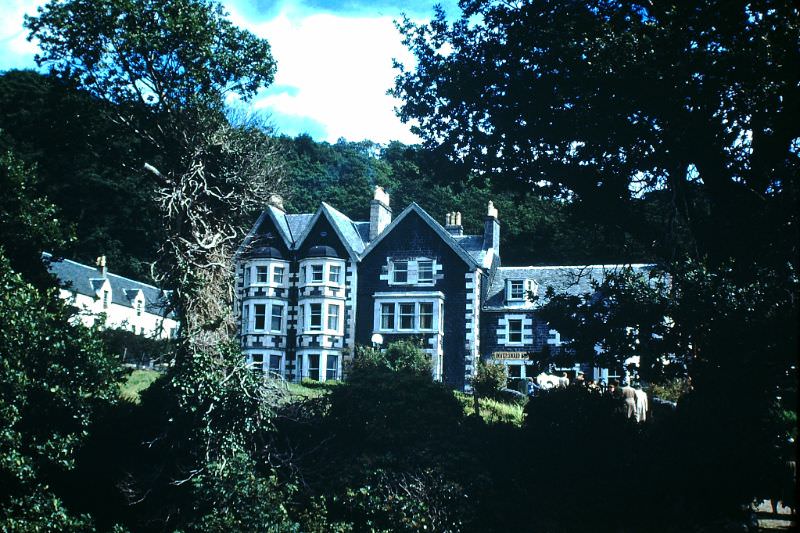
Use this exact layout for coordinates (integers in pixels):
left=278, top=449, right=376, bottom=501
left=380, top=303, right=395, bottom=330
left=417, top=260, right=434, bottom=283
left=329, top=265, right=342, bottom=284
left=270, top=303, right=284, bottom=332
left=504, top=314, right=527, bottom=346
left=327, top=303, right=339, bottom=332
left=398, top=302, right=416, bottom=330
left=373, top=292, right=444, bottom=334
left=310, top=264, right=324, bottom=283
left=253, top=303, right=267, bottom=331
left=508, top=280, right=525, bottom=301
left=309, top=303, right=322, bottom=331
left=392, top=260, right=409, bottom=284
left=255, top=265, right=270, bottom=284
left=272, top=265, right=285, bottom=285
left=388, top=258, right=437, bottom=286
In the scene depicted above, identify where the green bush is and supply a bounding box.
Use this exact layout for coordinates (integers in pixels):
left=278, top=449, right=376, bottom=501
left=471, top=360, right=507, bottom=400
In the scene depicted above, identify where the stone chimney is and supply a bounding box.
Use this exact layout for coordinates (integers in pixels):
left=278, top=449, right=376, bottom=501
left=369, top=186, right=392, bottom=240
left=95, top=255, right=107, bottom=277
left=484, top=201, right=500, bottom=256
left=445, top=211, right=463, bottom=236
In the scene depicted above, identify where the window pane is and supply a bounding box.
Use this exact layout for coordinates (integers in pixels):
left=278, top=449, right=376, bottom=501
left=242, top=305, right=249, bottom=333
left=308, top=354, right=320, bottom=380
left=254, top=304, right=266, bottom=330
left=273, top=266, right=284, bottom=284
left=256, top=266, right=269, bottom=283
left=327, top=304, right=339, bottom=331
left=508, top=319, right=523, bottom=343
left=510, top=281, right=524, bottom=299
left=251, top=353, right=264, bottom=372
left=393, top=261, right=408, bottom=283
left=399, top=303, right=415, bottom=329
left=418, top=260, right=433, bottom=282
left=326, top=355, right=339, bottom=380
left=311, top=265, right=323, bottom=282
left=269, top=354, right=282, bottom=374
left=419, top=302, right=434, bottom=329
left=329, top=265, right=341, bottom=283
left=271, top=304, right=283, bottom=331
left=310, top=303, right=322, bottom=330
left=244, top=267, right=250, bottom=286
left=381, top=303, right=394, bottom=329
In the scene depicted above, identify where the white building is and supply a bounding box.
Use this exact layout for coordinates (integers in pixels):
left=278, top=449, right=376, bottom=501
left=45, top=253, right=179, bottom=339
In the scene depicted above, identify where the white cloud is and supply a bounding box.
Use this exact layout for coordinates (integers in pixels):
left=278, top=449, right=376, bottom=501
left=226, top=2, right=420, bottom=144
left=0, top=0, right=45, bottom=71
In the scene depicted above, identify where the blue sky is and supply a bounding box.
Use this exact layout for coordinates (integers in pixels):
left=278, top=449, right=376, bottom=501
left=0, top=0, right=462, bottom=144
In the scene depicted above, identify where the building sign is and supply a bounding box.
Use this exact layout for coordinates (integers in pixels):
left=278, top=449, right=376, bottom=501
left=492, top=351, right=531, bottom=360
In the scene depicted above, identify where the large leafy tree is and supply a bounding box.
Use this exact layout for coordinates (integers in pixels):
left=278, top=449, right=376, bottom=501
left=394, top=0, right=799, bottom=518
left=25, top=2, right=296, bottom=529
left=27, top=0, right=281, bottom=347
left=393, top=0, right=799, bottom=263
left=0, top=251, right=122, bottom=530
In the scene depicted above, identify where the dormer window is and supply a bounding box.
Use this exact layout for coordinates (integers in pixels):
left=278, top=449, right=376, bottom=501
left=509, top=280, right=524, bottom=300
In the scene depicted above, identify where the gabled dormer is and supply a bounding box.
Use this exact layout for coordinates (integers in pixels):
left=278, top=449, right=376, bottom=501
left=505, top=278, right=537, bottom=304
left=89, top=278, right=112, bottom=309
left=124, top=288, right=145, bottom=316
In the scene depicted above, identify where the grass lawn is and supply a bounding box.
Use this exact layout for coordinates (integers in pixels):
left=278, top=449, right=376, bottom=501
left=455, top=392, right=526, bottom=426
left=120, top=369, right=161, bottom=403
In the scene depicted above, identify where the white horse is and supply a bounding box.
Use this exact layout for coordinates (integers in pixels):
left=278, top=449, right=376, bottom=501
left=536, top=372, right=569, bottom=389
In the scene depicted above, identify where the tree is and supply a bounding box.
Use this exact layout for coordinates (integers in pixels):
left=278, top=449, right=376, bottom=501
left=27, top=0, right=282, bottom=351
left=0, top=251, right=121, bottom=530
left=0, top=69, right=162, bottom=281
left=0, top=151, right=72, bottom=287
left=393, top=0, right=799, bottom=264
left=394, top=1, right=798, bottom=520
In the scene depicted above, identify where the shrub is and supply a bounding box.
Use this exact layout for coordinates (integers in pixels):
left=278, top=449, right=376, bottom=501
left=472, top=360, right=507, bottom=400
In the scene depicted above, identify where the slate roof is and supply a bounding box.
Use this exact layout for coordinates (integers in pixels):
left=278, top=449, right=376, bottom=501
left=360, top=203, right=481, bottom=268
left=483, top=264, right=656, bottom=311
left=242, top=201, right=492, bottom=266
left=44, top=253, right=175, bottom=318
left=285, top=213, right=314, bottom=242
left=453, top=234, right=487, bottom=265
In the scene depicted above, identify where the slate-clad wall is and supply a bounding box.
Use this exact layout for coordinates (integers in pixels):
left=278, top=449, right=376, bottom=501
left=355, top=211, right=471, bottom=389
left=479, top=311, right=552, bottom=359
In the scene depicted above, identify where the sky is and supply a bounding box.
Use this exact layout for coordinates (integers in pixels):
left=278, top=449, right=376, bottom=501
left=0, top=0, right=462, bottom=144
